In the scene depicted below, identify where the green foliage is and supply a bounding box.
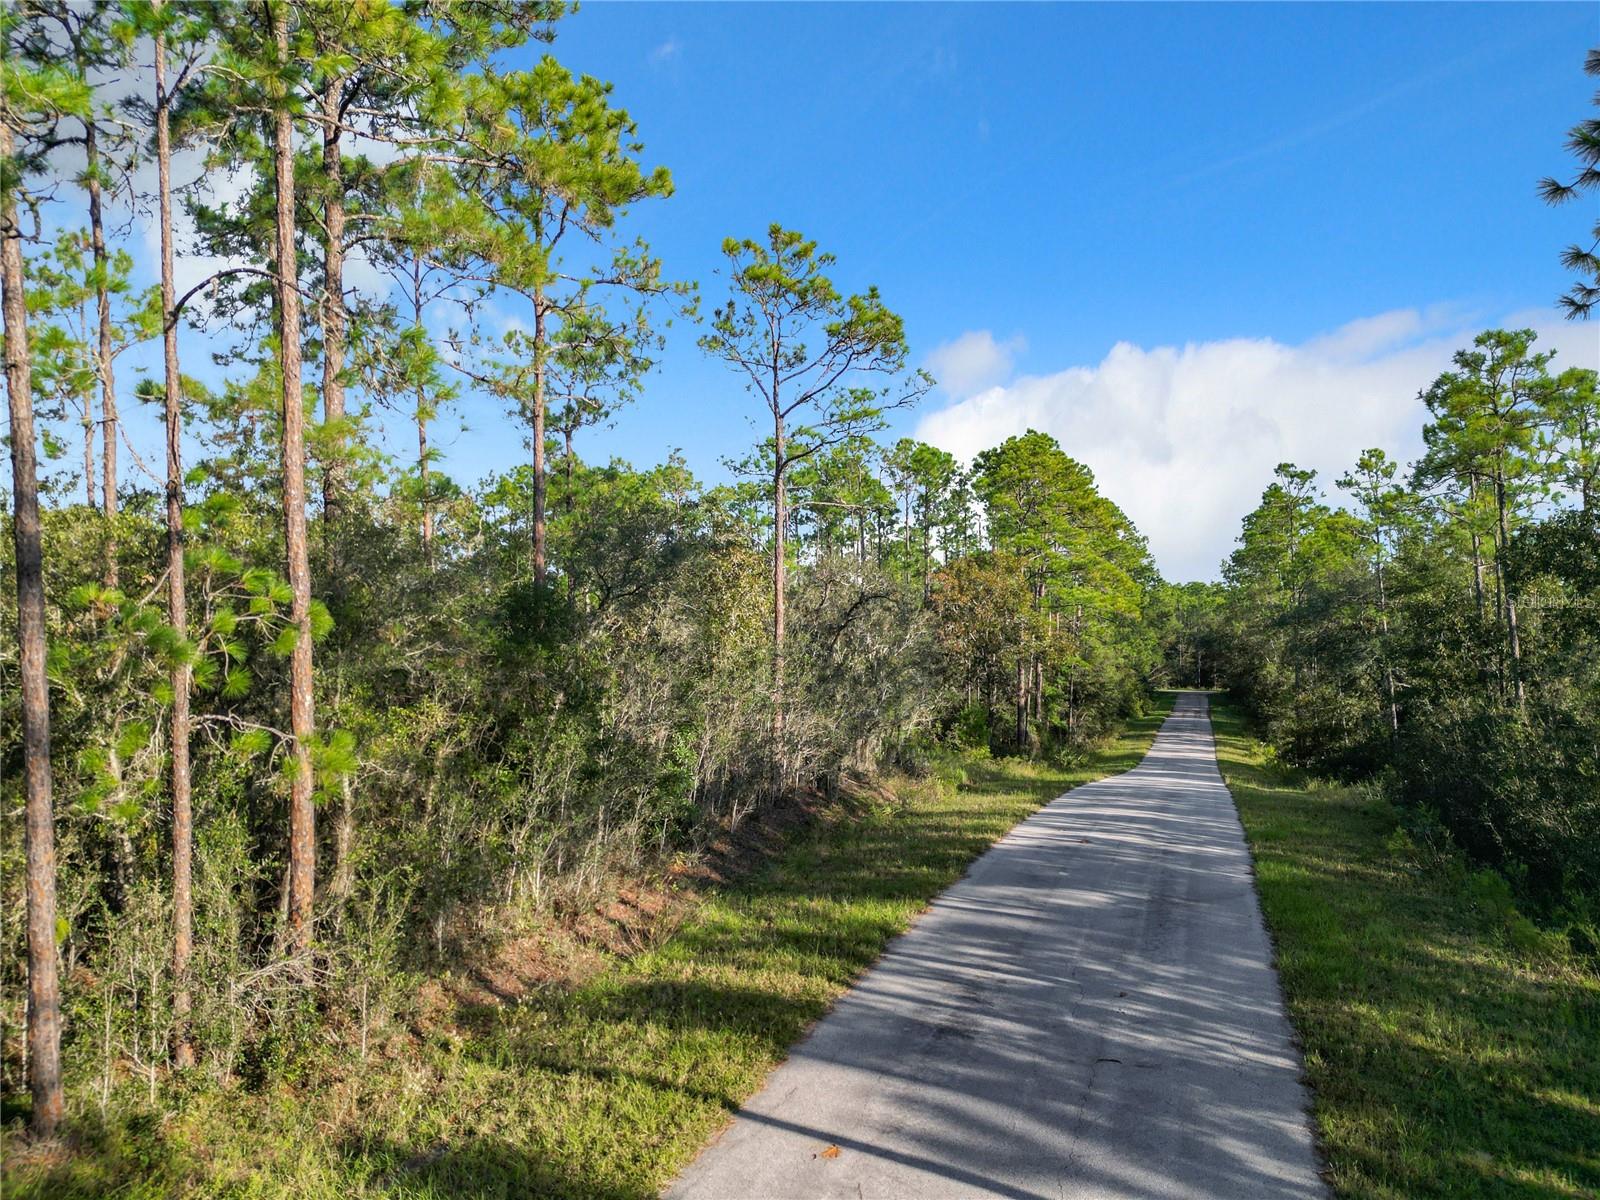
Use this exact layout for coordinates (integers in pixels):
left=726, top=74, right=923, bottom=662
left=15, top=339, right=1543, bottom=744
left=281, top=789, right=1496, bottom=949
left=1537, top=48, right=1600, bottom=318
left=1, top=3, right=1174, bottom=1176
left=1213, top=701, right=1600, bottom=1199
left=1209, top=329, right=1600, bottom=908
left=1, top=706, right=1171, bottom=1199
left=700, top=225, right=931, bottom=465
left=936, top=431, right=1158, bottom=754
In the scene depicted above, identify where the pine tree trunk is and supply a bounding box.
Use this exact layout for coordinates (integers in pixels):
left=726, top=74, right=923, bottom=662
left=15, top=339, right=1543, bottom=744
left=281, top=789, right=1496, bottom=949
left=921, top=513, right=932, bottom=601
left=563, top=427, right=574, bottom=514
left=3, top=119, right=65, bottom=1140
left=329, top=776, right=355, bottom=904
left=413, top=266, right=433, bottom=566
left=1579, top=407, right=1595, bottom=518
left=320, top=79, right=347, bottom=538
left=86, top=119, right=117, bottom=586
left=532, top=292, right=548, bottom=588
left=275, top=1, right=317, bottom=958
left=1470, top=535, right=1485, bottom=615
left=155, top=27, right=195, bottom=1068
left=80, top=395, right=96, bottom=509
left=1015, top=655, right=1027, bottom=749
left=1376, top=556, right=1400, bottom=748
left=1493, top=465, right=1526, bottom=716
left=772, top=409, right=787, bottom=790
left=1466, top=477, right=1486, bottom=621
left=417, top=408, right=432, bottom=562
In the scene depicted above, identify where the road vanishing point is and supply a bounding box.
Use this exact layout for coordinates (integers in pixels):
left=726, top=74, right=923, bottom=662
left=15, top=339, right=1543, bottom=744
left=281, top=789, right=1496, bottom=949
left=666, top=693, right=1327, bottom=1200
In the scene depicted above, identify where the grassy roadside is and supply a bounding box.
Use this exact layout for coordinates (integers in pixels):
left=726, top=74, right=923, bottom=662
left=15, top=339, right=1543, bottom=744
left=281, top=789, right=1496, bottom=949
left=1210, top=700, right=1600, bottom=1199
left=9, top=695, right=1174, bottom=1200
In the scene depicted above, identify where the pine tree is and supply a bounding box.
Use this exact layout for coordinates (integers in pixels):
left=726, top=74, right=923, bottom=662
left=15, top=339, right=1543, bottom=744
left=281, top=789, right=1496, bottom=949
left=263, top=0, right=318, bottom=958
left=701, top=226, right=927, bottom=782
left=145, top=0, right=215, bottom=1064
left=1538, top=48, right=1600, bottom=318
left=1420, top=330, right=1560, bottom=715
left=441, top=57, right=679, bottom=589
left=1, top=2, right=89, bottom=1137
left=1338, top=448, right=1408, bottom=746
left=24, top=2, right=136, bottom=582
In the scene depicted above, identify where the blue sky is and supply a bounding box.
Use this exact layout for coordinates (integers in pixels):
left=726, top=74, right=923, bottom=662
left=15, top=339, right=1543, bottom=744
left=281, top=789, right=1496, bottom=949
left=76, top=2, right=1600, bottom=578
left=548, top=1, right=1592, bottom=343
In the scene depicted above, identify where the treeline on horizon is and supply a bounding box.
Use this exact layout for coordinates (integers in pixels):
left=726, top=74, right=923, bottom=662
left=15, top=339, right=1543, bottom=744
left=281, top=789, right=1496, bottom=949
left=1172, top=328, right=1598, bottom=927
left=1, top=2, right=1163, bottom=1139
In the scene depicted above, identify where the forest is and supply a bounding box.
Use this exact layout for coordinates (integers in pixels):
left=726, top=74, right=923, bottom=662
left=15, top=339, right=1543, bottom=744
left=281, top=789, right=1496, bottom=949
left=2, top=1, right=1162, bottom=1147
left=2, top=2, right=1597, bottom=1193
left=1173, top=328, right=1598, bottom=912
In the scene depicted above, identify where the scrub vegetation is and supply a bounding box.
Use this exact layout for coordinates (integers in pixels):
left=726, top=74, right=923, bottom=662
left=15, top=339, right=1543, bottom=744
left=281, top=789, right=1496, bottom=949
left=1214, top=701, right=1600, bottom=1199
left=4, top=2, right=1167, bottom=1178
left=1185, top=308, right=1600, bottom=1196
left=3, top=694, right=1170, bottom=1198
left=1172, top=327, right=1599, bottom=931
left=3, top=3, right=1596, bottom=1195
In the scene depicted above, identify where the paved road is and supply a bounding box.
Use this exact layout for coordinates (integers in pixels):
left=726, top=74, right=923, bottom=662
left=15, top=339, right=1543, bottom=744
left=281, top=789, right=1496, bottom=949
left=665, top=693, right=1326, bottom=1200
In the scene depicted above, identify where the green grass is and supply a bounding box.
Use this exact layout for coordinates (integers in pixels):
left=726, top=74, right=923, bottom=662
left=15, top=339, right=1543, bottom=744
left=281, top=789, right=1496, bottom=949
left=5, top=696, right=1173, bottom=1200
left=1211, top=700, right=1600, bottom=1200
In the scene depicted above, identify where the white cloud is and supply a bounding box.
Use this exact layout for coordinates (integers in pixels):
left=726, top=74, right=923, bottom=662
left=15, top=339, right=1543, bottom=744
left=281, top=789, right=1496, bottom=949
left=914, top=309, right=1599, bottom=583
left=649, top=36, right=682, bottom=64
left=924, top=329, right=1026, bottom=398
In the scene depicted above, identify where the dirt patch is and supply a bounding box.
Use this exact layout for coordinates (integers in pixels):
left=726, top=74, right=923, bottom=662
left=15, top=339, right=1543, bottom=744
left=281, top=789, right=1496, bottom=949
left=421, top=774, right=892, bottom=1019
left=680, top=774, right=890, bottom=888
left=0, top=1136, right=74, bottom=1175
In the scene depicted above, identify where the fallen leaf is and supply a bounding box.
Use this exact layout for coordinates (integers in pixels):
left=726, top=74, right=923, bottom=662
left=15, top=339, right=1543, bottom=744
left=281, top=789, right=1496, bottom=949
left=819, top=1144, right=841, bottom=1159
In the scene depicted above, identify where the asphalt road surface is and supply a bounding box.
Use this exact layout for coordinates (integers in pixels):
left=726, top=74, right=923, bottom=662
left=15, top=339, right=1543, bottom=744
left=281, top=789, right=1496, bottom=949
left=665, top=693, right=1326, bottom=1200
